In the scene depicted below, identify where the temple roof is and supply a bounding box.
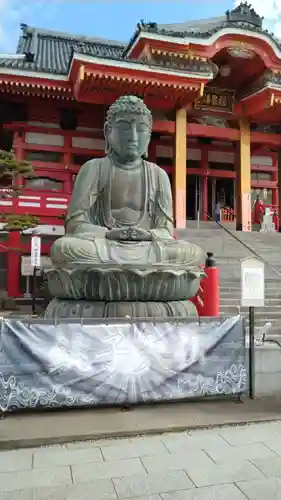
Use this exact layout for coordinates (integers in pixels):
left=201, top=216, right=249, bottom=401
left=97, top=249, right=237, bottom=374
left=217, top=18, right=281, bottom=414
left=156, top=16, right=226, bottom=35
left=0, top=3, right=280, bottom=76
left=0, top=24, right=125, bottom=75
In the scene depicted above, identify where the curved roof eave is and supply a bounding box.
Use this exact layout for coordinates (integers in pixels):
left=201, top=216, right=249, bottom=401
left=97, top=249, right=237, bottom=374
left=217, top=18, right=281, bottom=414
left=125, top=24, right=281, bottom=60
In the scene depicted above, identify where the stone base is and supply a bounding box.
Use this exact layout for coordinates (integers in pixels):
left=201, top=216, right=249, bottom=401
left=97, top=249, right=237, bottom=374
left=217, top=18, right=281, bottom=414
left=45, top=267, right=203, bottom=302
left=44, top=298, right=198, bottom=320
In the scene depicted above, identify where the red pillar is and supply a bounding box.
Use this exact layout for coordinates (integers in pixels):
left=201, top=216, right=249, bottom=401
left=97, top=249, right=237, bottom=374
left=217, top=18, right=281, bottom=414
left=7, top=231, right=20, bottom=297
left=201, top=148, right=208, bottom=221
left=13, top=130, right=25, bottom=186
left=64, top=135, right=73, bottom=193
left=272, top=155, right=278, bottom=210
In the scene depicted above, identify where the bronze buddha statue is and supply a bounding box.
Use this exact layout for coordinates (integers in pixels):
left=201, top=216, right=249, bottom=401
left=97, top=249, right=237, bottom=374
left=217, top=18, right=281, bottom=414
left=45, top=96, right=204, bottom=319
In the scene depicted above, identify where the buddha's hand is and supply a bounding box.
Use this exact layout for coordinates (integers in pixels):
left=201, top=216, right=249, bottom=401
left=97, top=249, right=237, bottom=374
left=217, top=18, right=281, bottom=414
left=106, top=229, right=129, bottom=241
left=106, top=228, right=152, bottom=241
left=130, top=228, right=152, bottom=241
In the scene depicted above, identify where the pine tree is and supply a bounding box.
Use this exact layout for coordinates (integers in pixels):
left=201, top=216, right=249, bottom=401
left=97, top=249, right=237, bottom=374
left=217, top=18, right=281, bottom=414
left=0, top=149, right=39, bottom=231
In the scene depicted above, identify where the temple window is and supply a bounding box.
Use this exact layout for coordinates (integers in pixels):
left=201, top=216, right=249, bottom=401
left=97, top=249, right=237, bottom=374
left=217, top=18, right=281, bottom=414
left=209, top=162, right=235, bottom=171
left=251, top=172, right=272, bottom=181
left=25, top=176, right=63, bottom=191
left=25, top=151, right=63, bottom=163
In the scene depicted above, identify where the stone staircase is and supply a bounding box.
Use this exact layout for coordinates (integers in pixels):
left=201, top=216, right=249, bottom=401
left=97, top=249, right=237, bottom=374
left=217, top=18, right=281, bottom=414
left=219, top=278, right=281, bottom=336
left=175, top=222, right=281, bottom=336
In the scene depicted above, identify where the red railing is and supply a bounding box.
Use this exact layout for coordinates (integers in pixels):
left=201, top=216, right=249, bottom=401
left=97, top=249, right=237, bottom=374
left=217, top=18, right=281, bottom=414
left=0, top=190, right=71, bottom=217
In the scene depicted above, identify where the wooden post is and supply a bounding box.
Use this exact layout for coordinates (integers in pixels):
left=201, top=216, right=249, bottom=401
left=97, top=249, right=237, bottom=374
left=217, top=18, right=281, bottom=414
left=173, top=108, right=187, bottom=228
left=236, top=118, right=252, bottom=231
left=201, top=148, right=208, bottom=221
left=278, top=150, right=281, bottom=232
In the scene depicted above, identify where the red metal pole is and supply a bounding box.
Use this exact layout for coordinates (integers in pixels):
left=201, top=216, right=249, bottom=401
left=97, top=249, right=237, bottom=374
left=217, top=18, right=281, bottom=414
left=199, top=252, right=219, bottom=317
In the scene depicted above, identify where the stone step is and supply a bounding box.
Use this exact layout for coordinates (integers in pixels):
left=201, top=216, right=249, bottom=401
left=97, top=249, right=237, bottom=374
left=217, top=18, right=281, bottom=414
left=220, top=287, right=281, bottom=299
left=220, top=283, right=281, bottom=288
left=219, top=276, right=281, bottom=286
left=220, top=293, right=281, bottom=299
left=220, top=298, right=281, bottom=305
left=220, top=309, right=281, bottom=318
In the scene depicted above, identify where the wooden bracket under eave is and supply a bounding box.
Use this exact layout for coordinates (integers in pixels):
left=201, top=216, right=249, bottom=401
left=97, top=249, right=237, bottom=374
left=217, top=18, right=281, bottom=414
left=74, top=64, right=85, bottom=99
left=139, top=44, right=153, bottom=62
left=270, top=93, right=275, bottom=107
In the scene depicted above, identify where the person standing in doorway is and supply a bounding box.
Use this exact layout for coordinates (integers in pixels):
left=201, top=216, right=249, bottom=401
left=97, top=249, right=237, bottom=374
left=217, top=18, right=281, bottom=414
left=253, top=194, right=265, bottom=231
left=214, top=200, right=221, bottom=223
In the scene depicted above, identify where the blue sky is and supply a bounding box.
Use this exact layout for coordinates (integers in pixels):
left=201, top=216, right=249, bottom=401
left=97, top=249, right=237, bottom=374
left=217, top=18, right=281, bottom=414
left=0, top=0, right=279, bottom=53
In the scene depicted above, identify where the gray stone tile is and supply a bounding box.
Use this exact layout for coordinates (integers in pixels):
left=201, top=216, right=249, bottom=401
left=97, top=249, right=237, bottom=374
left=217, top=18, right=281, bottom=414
left=113, top=470, right=193, bottom=498
left=206, top=442, right=277, bottom=464
left=130, top=436, right=167, bottom=446
left=237, top=478, right=281, bottom=500
left=121, top=497, right=160, bottom=500
left=186, top=460, right=264, bottom=487
left=263, top=436, right=281, bottom=455
left=218, top=423, right=281, bottom=446
left=0, top=492, right=32, bottom=500
left=251, top=456, right=281, bottom=478
left=33, top=446, right=103, bottom=468
left=72, top=457, right=145, bottom=483
left=101, top=440, right=167, bottom=461
left=67, top=438, right=131, bottom=450
left=161, top=483, right=248, bottom=499
left=161, top=433, right=230, bottom=454
left=0, top=450, right=33, bottom=473
left=142, top=450, right=214, bottom=473
left=32, top=480, right=117, bottom=500
left=0, top=466, right=71, bottom=492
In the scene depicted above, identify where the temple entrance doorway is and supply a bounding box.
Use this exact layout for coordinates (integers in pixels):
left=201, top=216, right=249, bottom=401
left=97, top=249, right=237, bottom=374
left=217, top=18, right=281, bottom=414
left=207, top=178, right=235, bottom=220
left=186, top=175, right=202, bottom=220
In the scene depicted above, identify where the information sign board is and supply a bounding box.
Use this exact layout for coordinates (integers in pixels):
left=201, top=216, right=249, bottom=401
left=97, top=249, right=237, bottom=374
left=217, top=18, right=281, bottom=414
left=31, top=236, right=41, bottom=268
left=241, top=257, right=264, bottom=307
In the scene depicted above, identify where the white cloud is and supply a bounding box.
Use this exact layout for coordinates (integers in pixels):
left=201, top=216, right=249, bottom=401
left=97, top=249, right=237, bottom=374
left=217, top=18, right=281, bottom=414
left=234, top=0, right=281, bottom=38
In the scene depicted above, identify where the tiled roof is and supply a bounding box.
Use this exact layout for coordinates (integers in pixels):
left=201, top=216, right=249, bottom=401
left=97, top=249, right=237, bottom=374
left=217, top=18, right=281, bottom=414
left=0, top=24, right=126, bottom=75
left=156, top=16, right=225, bottom=35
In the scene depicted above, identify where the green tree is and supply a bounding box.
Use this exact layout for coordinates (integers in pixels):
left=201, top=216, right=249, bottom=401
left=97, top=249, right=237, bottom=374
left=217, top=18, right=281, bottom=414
left=0, top=149, right=39, bottom=231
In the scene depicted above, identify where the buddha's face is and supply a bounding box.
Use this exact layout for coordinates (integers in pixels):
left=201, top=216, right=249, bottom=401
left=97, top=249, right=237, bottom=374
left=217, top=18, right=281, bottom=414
left=106, top=112, right=151, bottom=162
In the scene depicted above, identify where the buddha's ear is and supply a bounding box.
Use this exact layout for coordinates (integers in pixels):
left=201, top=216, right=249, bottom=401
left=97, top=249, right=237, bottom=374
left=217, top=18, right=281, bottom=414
left=104, top=123, right=111, bottom=154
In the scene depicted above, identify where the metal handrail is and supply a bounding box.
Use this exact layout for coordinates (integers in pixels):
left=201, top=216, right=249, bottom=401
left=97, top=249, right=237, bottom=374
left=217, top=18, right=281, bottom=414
left=198, top=207, right=281, bottom=278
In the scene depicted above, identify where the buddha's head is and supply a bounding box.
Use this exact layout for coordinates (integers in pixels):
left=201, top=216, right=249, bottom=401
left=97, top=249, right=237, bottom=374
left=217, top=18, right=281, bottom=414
left=104, top=95, right=152, bottom=162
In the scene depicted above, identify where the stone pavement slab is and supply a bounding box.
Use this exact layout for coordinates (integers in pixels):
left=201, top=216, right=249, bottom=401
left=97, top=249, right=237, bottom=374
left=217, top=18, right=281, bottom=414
left=161, top=484, right=247, bottom=499
left=101, top=439, right=167, bottom=461
left=0, top=466, right=71, bottom=492
left=0, top=449, right=33, bottom=473
left=71, top=457, right=145, bottom=482
left=33, top=445, right=103, bottom=468
left=141, top=450, right=214, bottom=473
left=32, top=480, right=117, bottom=500
left=3, top=421, right=281, bottom=498
left=217, top=421, right=281, bottom=446
left=112, top=470, right=193, bottom=497
left=207, top=441, right=277, bottom=463
left=185, top=461, right=264, bottom=488
left=237, top=478, right=281, bottom=499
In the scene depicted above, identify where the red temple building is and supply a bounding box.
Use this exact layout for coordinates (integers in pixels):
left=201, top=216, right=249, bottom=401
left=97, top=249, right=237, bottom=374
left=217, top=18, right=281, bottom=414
left=0, top=2, right=281, bottom=298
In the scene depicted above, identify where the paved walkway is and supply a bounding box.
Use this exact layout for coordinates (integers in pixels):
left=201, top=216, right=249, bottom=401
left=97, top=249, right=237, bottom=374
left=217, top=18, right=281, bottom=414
left=2, top=422, right=281, bottom=499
